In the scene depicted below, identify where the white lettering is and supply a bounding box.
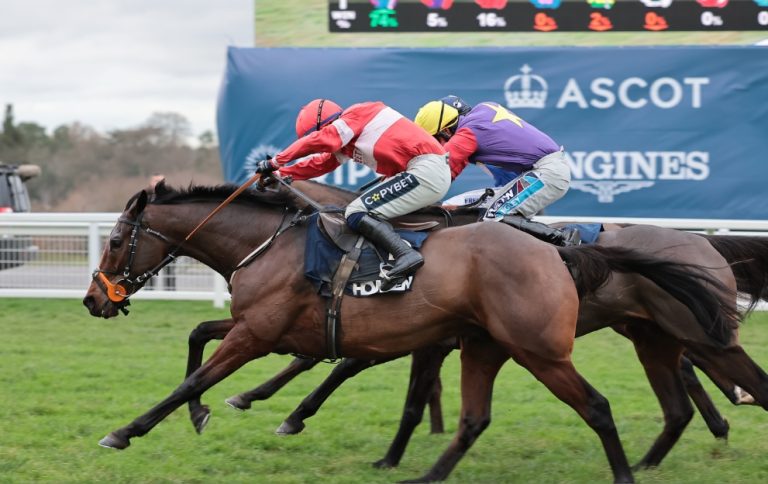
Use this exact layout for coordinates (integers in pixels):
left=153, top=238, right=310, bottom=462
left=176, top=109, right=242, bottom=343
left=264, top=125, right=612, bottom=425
left=684, top=78, right=709, bottom=108
left=566, top=150, right=709, bottom=182
left=554, top=76, right=709, bottom=109
left=612, top=152, right=631, bottom=178
left=348, top=163, right=371, bottom=185
left=584, top=151, right=614, bottom=180
left=590, top=78, right=615, bottom=109
left=566, top=151, right=585, bottom=179
left=656, top=151, right=686, bottom=179
left=556, top=79, right=588, bottom=108
left=629, top=151, right=655, bottom=179
left=618, top=77, right=648, bottom=109
left=685, top=151, right=710, bottom=180
left=650, top=78, right=683, bottom=109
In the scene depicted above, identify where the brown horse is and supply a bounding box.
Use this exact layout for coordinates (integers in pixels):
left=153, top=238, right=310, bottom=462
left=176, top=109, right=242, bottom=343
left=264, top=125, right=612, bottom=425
left=206, top=182, right=768, bottom=470
left=83, top=182, right=738, bottom=483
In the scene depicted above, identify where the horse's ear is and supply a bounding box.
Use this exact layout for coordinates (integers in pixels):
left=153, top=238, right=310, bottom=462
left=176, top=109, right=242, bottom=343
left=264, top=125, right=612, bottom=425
left=128, top=190, right=149, bottom=217
left=154, top=179, right=167, bottom=196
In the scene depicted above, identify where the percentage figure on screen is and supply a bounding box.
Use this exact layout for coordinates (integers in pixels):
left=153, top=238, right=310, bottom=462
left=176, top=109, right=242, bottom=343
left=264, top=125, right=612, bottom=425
left=477, top=12, right=507, bottom=27
left=427, top=12, right=448, bottom=27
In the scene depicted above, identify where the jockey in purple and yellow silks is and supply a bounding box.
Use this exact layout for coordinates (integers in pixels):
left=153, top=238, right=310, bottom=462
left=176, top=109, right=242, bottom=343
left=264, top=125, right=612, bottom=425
left=415, top=96, right=580, bottom=247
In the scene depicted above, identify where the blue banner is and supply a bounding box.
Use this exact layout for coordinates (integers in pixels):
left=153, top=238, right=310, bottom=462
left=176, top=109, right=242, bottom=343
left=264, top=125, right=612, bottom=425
left=217, top=46, right=768, bottom=219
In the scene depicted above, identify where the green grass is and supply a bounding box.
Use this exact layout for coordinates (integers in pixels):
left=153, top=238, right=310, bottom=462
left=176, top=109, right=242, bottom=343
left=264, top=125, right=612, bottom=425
left=254, top=0, right=768, bottom=47
left=2, top=298, right=768, bottom=483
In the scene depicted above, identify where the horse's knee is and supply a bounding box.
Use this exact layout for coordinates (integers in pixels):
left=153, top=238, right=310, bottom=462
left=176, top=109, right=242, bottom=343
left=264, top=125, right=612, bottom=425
left=458, top=414, right=490, bottom=446
left=188, top=324, right=209, bottom=346
left=401, top=407, right=424, bottom=427
left=586, top=392, right=616, bottom=432
left=666, top=407, right=694, bottom=430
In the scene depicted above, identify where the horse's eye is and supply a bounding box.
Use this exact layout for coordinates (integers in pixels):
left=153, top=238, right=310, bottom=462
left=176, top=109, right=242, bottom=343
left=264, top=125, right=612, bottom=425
left=109, top=238, right=122, bottom=250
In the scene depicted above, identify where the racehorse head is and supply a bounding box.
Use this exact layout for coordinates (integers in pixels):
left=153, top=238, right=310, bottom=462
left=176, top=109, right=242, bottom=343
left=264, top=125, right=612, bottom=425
left=82, top=180, right=318, bottom=319
left=83, top=186, right=176, bottom=318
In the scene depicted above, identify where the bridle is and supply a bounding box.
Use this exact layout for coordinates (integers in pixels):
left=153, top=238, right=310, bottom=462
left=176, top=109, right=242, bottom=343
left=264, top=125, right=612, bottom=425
left=92, top=211, right=178, bottom=314
left=91, top=175, right=314, bottom=315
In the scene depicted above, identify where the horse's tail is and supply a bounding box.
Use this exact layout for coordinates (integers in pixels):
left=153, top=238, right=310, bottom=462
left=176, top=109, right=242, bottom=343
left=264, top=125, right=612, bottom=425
left=558, top=245, right=739, bottom=348
left=701, top=234, right=768, bottom=311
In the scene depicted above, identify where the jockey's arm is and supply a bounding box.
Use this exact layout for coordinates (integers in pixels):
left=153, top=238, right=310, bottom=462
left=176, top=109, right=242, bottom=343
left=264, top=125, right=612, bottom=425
left=272, top=122, right=348, bottom=179
left=278, top=153, right=340, bottom=181
left=444, top=127, right=478, bottom=180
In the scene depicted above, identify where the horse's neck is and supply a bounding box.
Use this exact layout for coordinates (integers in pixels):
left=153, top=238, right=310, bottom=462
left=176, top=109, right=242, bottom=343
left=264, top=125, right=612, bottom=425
left=149, top=203, right=292, bottom=276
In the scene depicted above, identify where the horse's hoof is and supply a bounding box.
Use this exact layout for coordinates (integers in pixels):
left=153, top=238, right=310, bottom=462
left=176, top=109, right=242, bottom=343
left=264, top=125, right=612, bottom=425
left=225, top=395, right=251, bottom=411
left=98, top=432, right=130, bottom=450
left=191, top=406, right=211, bottom=434
left=275, top=419, right=305, bottom=435
left=372, top=458, right=396, bottom=469
left=734, top=386, right=756, bottom=405
left=712, top=418, right=730, bottom=440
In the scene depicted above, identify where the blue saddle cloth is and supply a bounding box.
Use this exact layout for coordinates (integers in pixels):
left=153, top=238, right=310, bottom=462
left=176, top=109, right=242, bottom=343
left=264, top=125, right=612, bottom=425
left=561, top=223, right=602, bottom=244
left=304, top=213, right=428, bottom=297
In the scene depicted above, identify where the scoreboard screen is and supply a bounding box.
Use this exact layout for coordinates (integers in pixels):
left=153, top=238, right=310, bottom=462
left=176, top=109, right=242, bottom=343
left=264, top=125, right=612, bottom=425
left=329, top=0, right=768, bottom=32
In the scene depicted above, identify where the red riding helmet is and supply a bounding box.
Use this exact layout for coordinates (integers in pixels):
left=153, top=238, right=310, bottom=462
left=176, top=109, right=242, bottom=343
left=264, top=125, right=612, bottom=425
left=295, top=99, right=343, bottom=138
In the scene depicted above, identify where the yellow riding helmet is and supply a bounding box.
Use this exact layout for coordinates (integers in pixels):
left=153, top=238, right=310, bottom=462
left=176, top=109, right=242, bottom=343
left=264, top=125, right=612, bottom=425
left=414, top=101, right=460, bottom=136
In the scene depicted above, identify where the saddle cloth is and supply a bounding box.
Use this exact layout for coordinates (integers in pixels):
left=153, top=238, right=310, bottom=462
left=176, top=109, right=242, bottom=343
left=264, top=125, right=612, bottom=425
left=304, top=213, right=428, bottom=297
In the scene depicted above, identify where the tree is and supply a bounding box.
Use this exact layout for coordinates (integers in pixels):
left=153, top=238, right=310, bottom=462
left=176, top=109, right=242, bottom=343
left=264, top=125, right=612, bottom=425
left=1, top=104, right=23, bottom=149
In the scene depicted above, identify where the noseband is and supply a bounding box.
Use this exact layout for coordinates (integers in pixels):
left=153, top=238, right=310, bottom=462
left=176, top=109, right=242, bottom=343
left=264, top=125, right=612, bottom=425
left=91, top=212, right=177, bottom=314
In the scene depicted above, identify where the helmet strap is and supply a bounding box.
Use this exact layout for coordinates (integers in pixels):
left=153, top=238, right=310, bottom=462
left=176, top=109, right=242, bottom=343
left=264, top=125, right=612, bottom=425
left=436, top=102, right=445, bottom=135
left=316, top=99, right=326, bottom=133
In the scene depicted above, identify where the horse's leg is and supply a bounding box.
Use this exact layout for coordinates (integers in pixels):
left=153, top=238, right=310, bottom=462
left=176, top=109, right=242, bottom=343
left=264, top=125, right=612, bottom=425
left=428, top=375, right=444, bottom=434
left=614, top=325, right=730, bottom=440
left=684, top=351, right=753, bottom=405
left=684, top=343, right=768, bottom=410
left=516, top=350, right=634, bottom=483
left=401, top=335, right=507, bottom=483
left=678, top=356, right=730, bottom=438
left=276, top=356, right=401, bottom=435
left=225, top=357, right=320, bottom=410
left=622, top=324, right=696, bottom=470
left=98, top=324, right=264, bottom=450
left=373, top=344, right=452, bottom=469
left=185, top=319, right=236, bottom=434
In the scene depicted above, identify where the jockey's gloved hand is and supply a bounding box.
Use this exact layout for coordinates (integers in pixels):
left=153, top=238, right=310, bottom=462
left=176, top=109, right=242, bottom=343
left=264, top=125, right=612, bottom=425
left=255, top=159, right=278, bottom=175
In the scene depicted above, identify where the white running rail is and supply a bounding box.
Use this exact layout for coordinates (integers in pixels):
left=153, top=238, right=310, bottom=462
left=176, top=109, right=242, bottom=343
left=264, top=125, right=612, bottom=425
left=1, top=212, right=767, bottom=309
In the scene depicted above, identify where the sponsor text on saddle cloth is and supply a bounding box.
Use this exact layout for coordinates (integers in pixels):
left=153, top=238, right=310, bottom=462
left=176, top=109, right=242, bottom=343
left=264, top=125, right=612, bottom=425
left=483, top=172, right=544, bottom=221
left=304, top=212, right=428, bottom=297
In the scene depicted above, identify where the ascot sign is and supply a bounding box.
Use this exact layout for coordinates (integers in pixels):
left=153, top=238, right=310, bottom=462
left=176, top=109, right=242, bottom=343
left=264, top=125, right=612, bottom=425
left=505, top=64, right=710, bottom=110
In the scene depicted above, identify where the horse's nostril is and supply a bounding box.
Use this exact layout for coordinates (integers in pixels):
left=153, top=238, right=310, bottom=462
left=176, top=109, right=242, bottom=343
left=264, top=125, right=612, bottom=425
left=83, top=296, right=95, bottom=311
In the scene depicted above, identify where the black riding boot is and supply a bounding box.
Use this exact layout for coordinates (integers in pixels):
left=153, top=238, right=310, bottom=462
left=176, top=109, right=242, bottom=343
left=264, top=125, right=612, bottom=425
left=501, top=215, right=581, bottom=247
left=356, top=214, right=424, bottom=280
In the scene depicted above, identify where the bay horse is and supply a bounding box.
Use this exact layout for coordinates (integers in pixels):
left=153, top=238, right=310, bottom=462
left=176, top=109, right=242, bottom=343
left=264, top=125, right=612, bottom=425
left=193, top=181, right=768, bottom=471
left=82, top=182, right=739, bottom=483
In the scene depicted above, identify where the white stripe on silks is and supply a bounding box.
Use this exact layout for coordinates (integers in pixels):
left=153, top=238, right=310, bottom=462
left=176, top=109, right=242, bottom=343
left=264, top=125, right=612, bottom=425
left=332, top=119, right=355, bottom=145
left=354, top=107, right=402, bottom=170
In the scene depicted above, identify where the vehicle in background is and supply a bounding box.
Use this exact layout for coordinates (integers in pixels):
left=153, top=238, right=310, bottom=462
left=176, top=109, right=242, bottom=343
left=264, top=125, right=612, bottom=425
left=0, top=163, right=41, bottom=270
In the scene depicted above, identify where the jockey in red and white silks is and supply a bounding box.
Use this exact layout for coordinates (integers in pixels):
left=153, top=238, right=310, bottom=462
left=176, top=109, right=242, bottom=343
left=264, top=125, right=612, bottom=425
left=259, top=99, right=451, bottom=282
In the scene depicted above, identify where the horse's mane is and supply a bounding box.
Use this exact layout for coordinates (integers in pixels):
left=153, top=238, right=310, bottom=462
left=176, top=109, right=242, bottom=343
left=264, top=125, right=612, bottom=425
left=134, top=178, right=481, bottom=219
left=147, top=181, right=301, bottom=209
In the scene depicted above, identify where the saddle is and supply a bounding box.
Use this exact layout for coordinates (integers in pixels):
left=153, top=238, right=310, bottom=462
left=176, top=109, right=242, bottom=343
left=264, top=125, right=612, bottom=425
left=308, top=211, right=441, bottom=360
